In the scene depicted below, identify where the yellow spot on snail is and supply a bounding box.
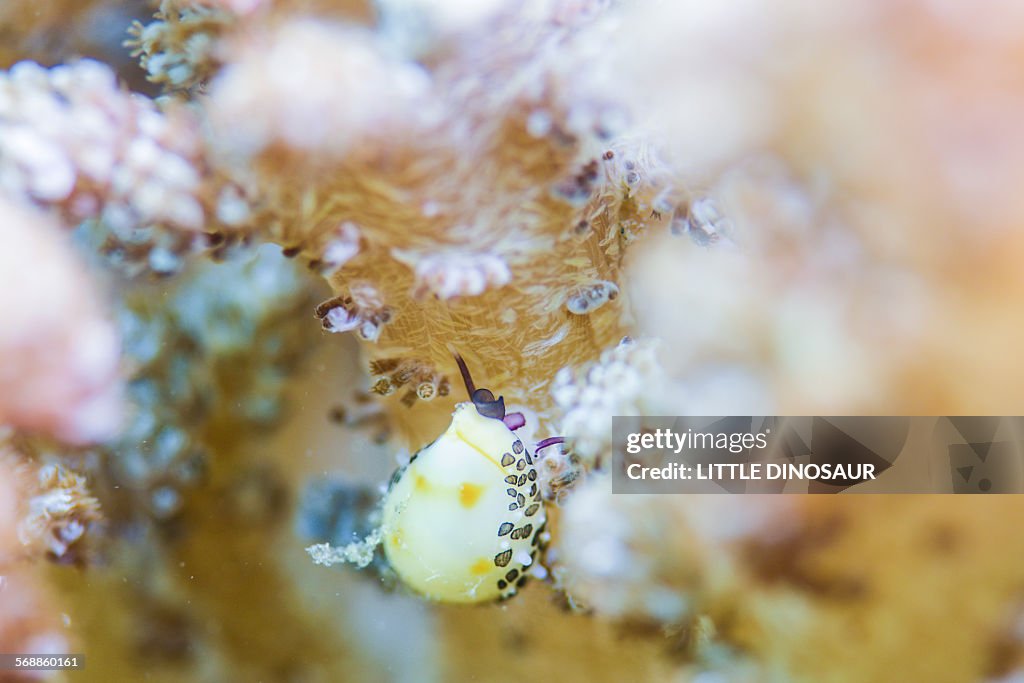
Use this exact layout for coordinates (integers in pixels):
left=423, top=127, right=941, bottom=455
left=415, top=474, right=429, bottom=491
left=459, top=483, right=483, bottom=508
left=470, top=558, right=491, bottom=576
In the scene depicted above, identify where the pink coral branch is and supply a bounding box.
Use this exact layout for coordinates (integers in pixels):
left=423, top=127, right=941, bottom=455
left=0, top=197, right=122, bottom=444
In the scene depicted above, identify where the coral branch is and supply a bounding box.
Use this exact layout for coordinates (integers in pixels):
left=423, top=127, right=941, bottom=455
left=0, top=60, right=206, bottom=231
left=0, top=445, right=76, bottom=664
left=0, top=198, right=122, bottom=444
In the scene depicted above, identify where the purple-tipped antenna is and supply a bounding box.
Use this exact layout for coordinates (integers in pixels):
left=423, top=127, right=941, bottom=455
left=535, top=436, right=565, bottom=453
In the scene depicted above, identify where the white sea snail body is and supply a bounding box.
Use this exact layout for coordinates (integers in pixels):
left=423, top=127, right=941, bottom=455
left=381, top=355, right=559, bottom=603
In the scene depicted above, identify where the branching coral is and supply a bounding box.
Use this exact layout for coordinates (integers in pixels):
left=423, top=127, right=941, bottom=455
left=17, top=245, right=339, bottom=680
left=0, top=444, right=85, bottom=670
left=207, top=18, right=432, bottom=161
left=0, top=59, right=205, bottom=229
left=0, top=198, right=121, bottom=445
left=596, top=0, right=1024, bottom=413
left=128, top=1, right=237, bottom=93
left=0, top=57, right=215, bottom=280
left=19, top=464, right=103, bottom=564
left=195, top=3, right=672, bottom=447
left=72, top=245, right=316, bottom=519
left=4, top=0, right=1024, bottom=681
left=552, top=338, right=671, bottom=467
